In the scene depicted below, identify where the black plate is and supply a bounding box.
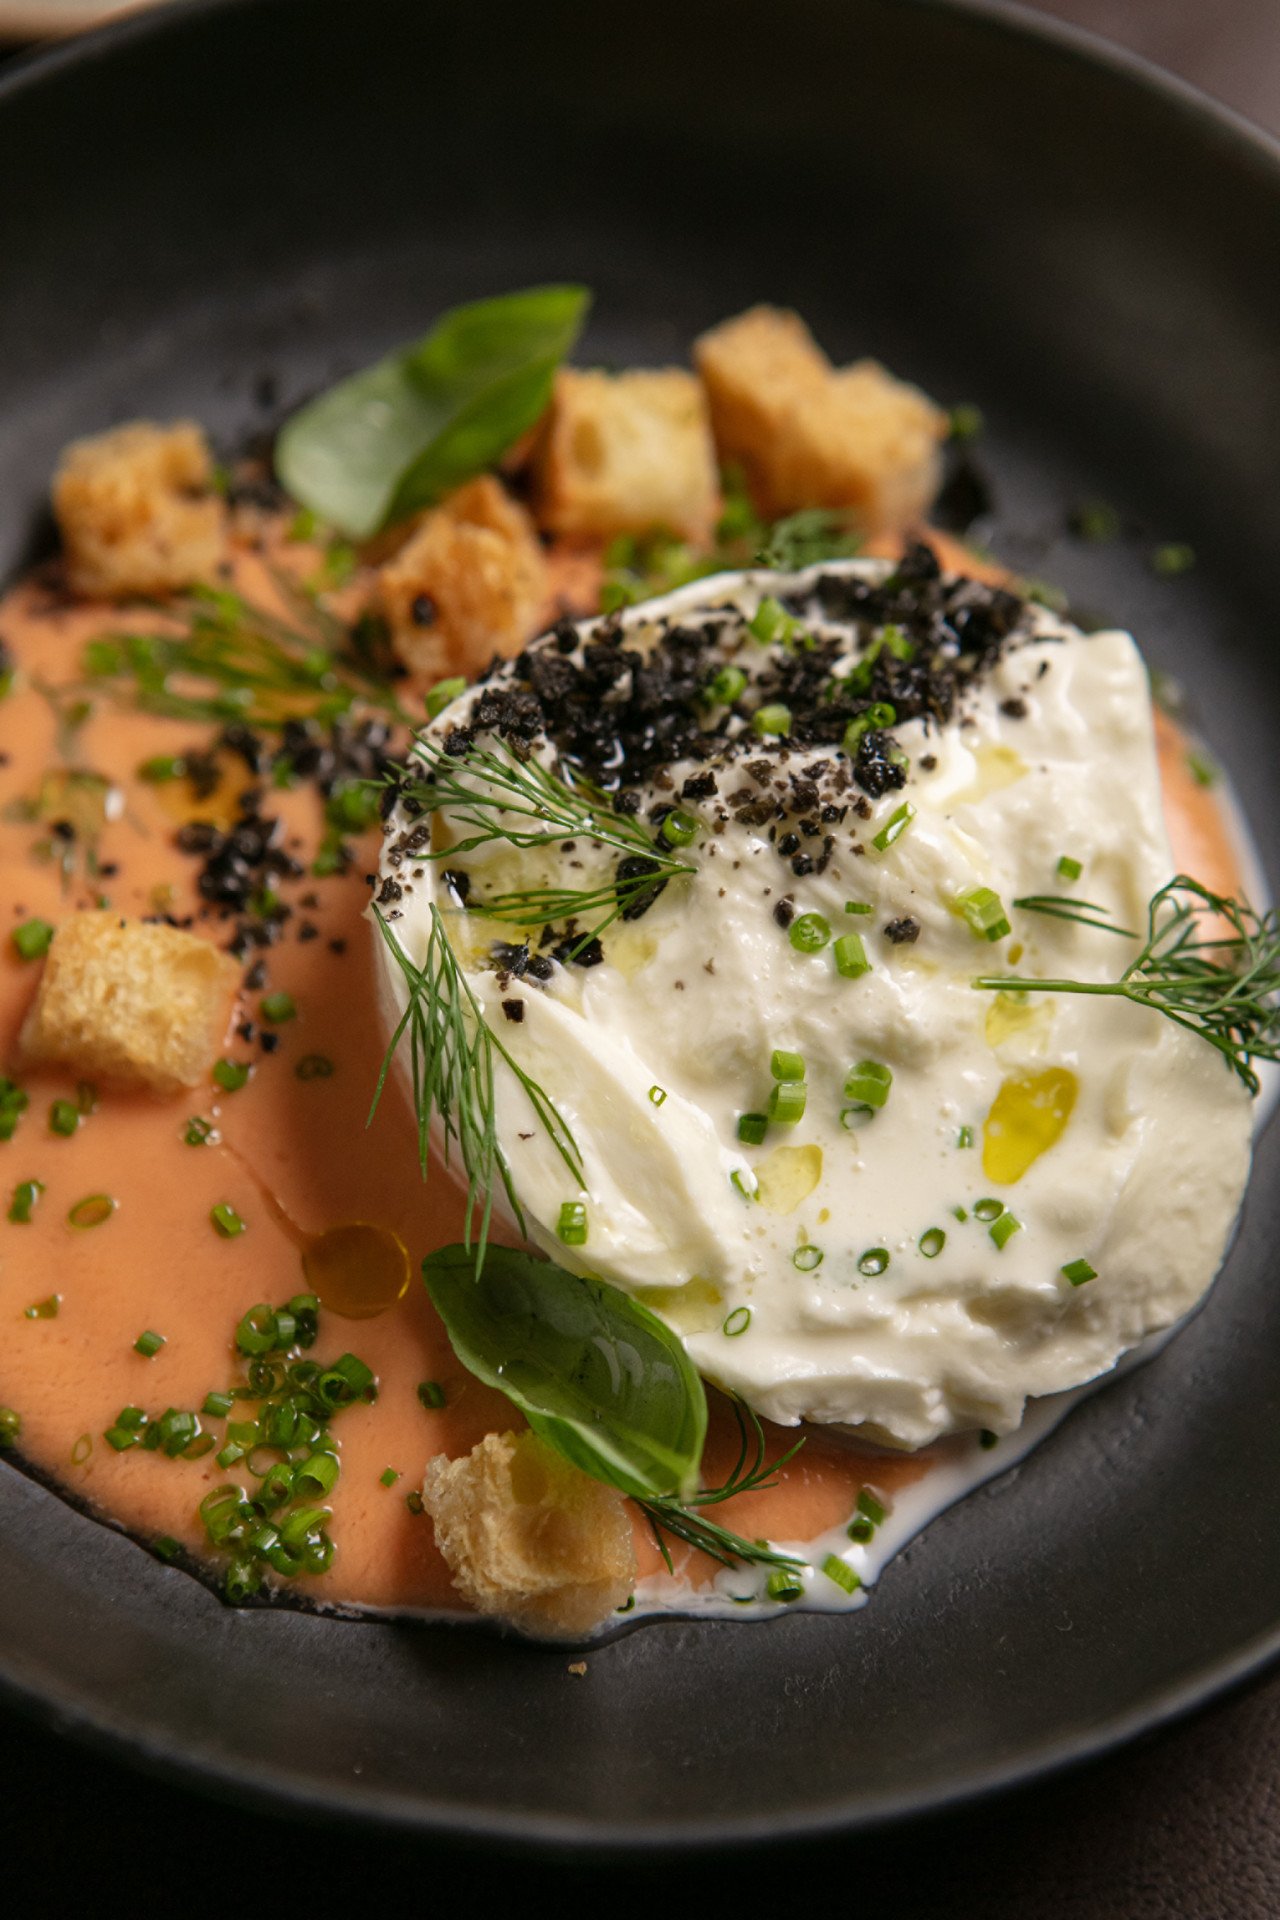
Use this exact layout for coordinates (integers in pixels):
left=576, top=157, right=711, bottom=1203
left=2, top=0, right=1279, bottom=1849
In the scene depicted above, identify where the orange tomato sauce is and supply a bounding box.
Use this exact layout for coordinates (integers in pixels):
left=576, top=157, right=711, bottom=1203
left=0, top=530, right=1243, bottom=1616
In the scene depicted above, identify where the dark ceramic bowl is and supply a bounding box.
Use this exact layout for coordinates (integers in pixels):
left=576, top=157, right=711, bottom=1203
left=1, top=0, right=1279, bottom=1849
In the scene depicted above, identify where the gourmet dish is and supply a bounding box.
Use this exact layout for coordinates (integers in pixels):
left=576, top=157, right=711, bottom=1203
left=0, top=289, right=1272, bottom=1639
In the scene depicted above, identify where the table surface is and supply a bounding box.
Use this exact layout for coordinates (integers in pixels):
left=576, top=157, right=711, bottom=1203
left=3, top=2, right=1280, bottom=1910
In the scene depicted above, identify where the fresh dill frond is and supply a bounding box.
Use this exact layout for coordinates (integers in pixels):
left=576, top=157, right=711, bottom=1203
left=976, top=875, right=1280, bottom=1093
left=1011, top=894, right=1138, bottom=938
left=638, top=1397, right=807, bottom=1574
left=754, top=508, right=862, bottom=572
left=395, top=732, right=695, bottom=943
left=369, top=902, right=583, bottom=1270
left=82, top=578, right=406, bottom=731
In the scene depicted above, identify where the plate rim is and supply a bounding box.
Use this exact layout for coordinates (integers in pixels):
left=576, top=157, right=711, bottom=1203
left=2, top=0, right=1280, bottom=1850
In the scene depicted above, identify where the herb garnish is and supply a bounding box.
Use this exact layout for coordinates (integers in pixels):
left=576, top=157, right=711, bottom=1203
left=276, top=285, right=590, bottom=538
left=371, top=905, right=582, bottom=1269
left=976, top=876, right=1280, bottom=1093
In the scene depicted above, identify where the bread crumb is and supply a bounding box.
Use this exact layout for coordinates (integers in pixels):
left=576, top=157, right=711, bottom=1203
left=422, top=1429, right=637, bottom=1638
left=567, top=1661, right=588, bottom=1676
left=531, top=367, right=719, bottom=542
left=53, top=420, right=227, bottom=599
left=377, top=475, right=547, bottom=684
left=695, top=305, right=946, bottom=532
left=19, top=912, right=240, bottom=1095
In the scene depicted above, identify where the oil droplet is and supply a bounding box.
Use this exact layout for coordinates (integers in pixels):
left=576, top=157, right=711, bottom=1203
left=982, top=1068, right=1078, bottom=1184
left=303, top=1221, right=411, bottom=1319
left=755, top=1144, right=823, bottom=1214
left=635, top=1277, right=723, bottom=1334
left=984, top=991, right=1053, bottom=1049
left=957, top=743, right=1028, bottom=802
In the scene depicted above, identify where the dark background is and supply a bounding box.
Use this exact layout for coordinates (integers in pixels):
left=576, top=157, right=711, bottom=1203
left=2, top=2, right=1279, bottom=1911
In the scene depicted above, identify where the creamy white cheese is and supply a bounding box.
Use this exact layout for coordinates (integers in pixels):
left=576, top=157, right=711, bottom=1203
left=373, top=561, right=1253, bottom=1449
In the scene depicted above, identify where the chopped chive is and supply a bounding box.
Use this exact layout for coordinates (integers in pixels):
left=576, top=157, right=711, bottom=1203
left=722, top=1306, right=752, bottom=1337
left=822, top=1553, right=861, bottom=1595
left=833, top=932, right=871, bottom=978
left=730, top=1168, right=758, bottom=1201
left=857, top=1247, right=890, bottom=1277
left=212, top=1058, right=251, bottom=1092
left=1056, top=854, right=1083, bottom=882
left=11, top=918, right=54, bottom=961
left=1186, top=749, right=1218, bottom=789
left=137, top=753, right=188, bottom=782
left=871, top=802, right=915, bottom=854
left=134, top=1329, right=165, bottom=1358
left=78, top=1082, right=98, bottom=1116
left=105, top=1424, right=139, bottom=1451
left=737, top=1111, right=768, bottom=1145
left=426, top=675, right=467, bottom=719
left=973, top=1197, right=1004, bottom=1222
left=789, top=912, right=830, bottom=953
left=752, top=702, right=792, bottom=737
left=1151, top=542, right=1195, bottom=577
left=792, top=1244, right=823, bottom=1272
left=0, top=1077, right=29, bottom=1143
left=749, top=596, right=800, bottom=646
left=184, top=1115, right=217, bottom=1146
left=1061, top=1257, right=1097, bottom=1286
left=955, top=886, right=1011, bottom=942
left=659, top=808, right=698, bottom=849
left=295, top=1053, right=335, bottom=1081
left=49, top=1099, right=80, bottom=1137
left=259, top=991, right=296, bottom=1024
left=767, top=1080, right=807, bottom=1125
left=771, top=1048, right=805, bottom=1082
left=71, top=1433, right=93, bottom=1465
left=211, top=1202, right=246, bottom=1238
left=989, top=1210, right=1022, bottom=1250
left=707, top=664, right=748, bottom=705
left=153, top=1535, right=182, bottom=1562
left=767, top=1568, right=805, bottom=1603
left=68, top=1193, right=114, bottom=1229
left=840, top=1104, right=873, bottom=1130
left=844, top=1060, right=892, bottom=1109
left=847, top=1514, right=874, bottom=1543
left=648, top=1084, right=667, bottom=1107
left=8, top=1178, right=45, bottom=1224
left=406, top=1489, right=426, bottom=1516
left=0, top=1407, right=20, bottom=1448
left=202, top=1390, right=235, bottom=1418
left=557, top=1200, right=588, bottom=1246
left=918, top=1227, right=946, bottom=1259
left=952, top=1204, right=969, bottom=1222
left=379, top=1467, right=400, bottom=1488
left=949, top=402, right=984, bottom=442
left=857, top=1488, right=887, bottom=1526
left=417, top=1380, right=447, bottom=1410
left=1068, top=499, right=1120, bottom=543
left=957, top=1125, right=974, bottom=1149
left=23, top=1295, right=59, bottom=1320
left=979, top=1429, right=1000, bottom=1450
left=844, top=899, right=872, bottom=915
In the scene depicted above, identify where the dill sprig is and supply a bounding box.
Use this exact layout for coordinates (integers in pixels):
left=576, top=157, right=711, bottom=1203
left=976, top=875, right=1280, bottom=1093
left=82, top=577, right=406, bottom=731
left=397, top=732, right=694, bottom=942
left=369, top=902, right=583, bottom=1268
left=1011, top=893, right=1137, bottom=938
left=638, top=1397, right=807, bottom=1574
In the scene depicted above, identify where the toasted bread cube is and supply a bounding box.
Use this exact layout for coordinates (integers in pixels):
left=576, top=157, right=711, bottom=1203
left=19, top=912, right=240, bottom=1095
left=422, top=1429, right=637, bottom=1637
left=695, top=306, right=946, bottom=531
left=531, top=368, right=719, bottom=542
left=53, top=420, right=228, bottom=600
left=378, top=475, right=548, bottom=683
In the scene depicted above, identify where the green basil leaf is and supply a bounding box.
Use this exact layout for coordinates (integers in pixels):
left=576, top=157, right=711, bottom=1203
left=275, top=284, right=590, bottom=539
left=423, top=1243, right=706, bottom=1501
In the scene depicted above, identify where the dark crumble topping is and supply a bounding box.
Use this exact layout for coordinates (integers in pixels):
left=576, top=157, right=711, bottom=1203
left=884, top=916, right=921, bottom=944
left=1000, top=696, right=1028, bottom=720
left=501, top=999, right=525, bottom=1023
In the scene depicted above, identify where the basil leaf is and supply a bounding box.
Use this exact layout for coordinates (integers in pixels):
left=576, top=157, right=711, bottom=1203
left=275, top=284, right=590, bottom=539
left=423, top=1243, right=706, bottom=1501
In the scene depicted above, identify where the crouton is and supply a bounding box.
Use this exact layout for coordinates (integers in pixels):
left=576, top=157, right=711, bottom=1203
left=19, top=912, right=240, bottom=1095
left=422, top=1429, right=637, bottom=1637
left=531, top=368, right=719, bottom=542
left=53, top=420, right=228, bottom=600
left=377, top=475, right=548, bottom=683
left=695, top=305, right=947, bottom=532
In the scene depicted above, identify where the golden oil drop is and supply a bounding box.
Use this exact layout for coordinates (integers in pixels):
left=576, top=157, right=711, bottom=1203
left=302, top=1221, right=411, bottom=1319
left=982, top=1068, right=1078, bottom=1184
